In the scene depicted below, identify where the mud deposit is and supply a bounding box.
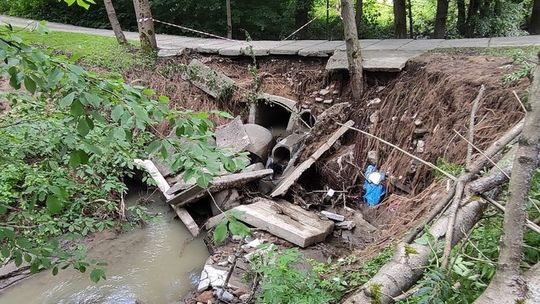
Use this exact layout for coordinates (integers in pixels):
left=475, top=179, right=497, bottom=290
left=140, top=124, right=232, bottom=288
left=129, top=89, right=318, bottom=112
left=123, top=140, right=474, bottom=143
left=0, top=190, right=209, bottom=304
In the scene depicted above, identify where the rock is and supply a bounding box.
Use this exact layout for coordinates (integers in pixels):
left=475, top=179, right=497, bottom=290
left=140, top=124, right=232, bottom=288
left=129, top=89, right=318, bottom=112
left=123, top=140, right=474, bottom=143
left=196, top=290, right=215, bottom=303
left=319, top=89, right=330, bottom=96
left=217, top=261, right=229, bottom=267
left=416, top=140, right=425, bottom=153
left=315, top=97, right=323, bottom=102
left=197, top=265, right=228, bottom=292
left=332, top=90, right=339, bottom=95
left=323, top=99, right=333, bottom=104
left=414, top=119, right=423, bottom=126
left=214, top=288, right=235, bottom=302
left=242, top=238, right=264, bottom=251
left=367, top=97, right=382, bottom=106
left=369, top=111, right=380, bottom=124
left=335, top=220, right=356, bottom=230
left=233, top=288, right=249, bottom=296
left=367, top=150, right=379, bottom=165
left=240, top=294, right=250, bottom=301
left=321, top=210, right=345, bottom=222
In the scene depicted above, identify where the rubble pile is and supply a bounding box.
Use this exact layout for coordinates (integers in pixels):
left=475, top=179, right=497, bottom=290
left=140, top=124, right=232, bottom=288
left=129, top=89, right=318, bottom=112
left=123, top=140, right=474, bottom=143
left=135, top=60, right=380, bottom=304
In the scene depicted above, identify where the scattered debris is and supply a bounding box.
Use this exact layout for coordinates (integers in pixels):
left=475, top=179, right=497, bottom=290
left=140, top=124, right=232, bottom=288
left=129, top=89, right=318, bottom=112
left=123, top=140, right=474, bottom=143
left=321, top=210, right=345, bottom=222
left=363, top=165, right=386, bottom=206
left=215, top=116, right=251, bottom=154
left=182, top=59, right=237, bottom=100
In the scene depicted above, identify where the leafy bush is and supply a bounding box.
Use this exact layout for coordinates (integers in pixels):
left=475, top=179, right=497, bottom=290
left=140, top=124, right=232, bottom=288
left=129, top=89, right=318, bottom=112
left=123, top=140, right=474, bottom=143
left=0, top=24, right=242, bottom=281
left=249, top=246, right=346, bottom=304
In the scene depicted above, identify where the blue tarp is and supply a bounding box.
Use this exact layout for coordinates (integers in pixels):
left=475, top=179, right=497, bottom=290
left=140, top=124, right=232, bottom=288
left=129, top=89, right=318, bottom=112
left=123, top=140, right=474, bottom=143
left=363, top=165, right=385, bottom=206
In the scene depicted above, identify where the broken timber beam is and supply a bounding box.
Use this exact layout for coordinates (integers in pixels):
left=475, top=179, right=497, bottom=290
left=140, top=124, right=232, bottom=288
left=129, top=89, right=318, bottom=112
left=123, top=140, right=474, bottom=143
left=134, top=159, right=200, bottom=237
left=167, top=169, right=274, bottom=207
left=270, top=120, right=354, bottom=197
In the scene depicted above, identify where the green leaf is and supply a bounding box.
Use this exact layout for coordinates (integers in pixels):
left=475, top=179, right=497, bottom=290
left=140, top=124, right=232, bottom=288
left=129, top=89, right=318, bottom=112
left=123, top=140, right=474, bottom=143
left=52, top=266, right=59, bottom=276
left=90, top=268, right=106, bottom=283
left=132, top=105, right=150, bottom=125
left=111, top=105, right=124, bottom=122
left=145, top=140, right=162, bottom=155
left=24, top=76, right=36, bottom=93
left=47, top=68, right=64, bottom=88
left=214, top=220, right=229, bottom=244
left=158, top=95, right=170, bottom=103
left=46, top=195, right=63, bottom=214
left=221, top=156, right=237, bottom=172
left=70, top=99, right=85, bottom=117
left=69, top=150, right=89, bottom=168
left=196, top=172, right=213, bottom=188
left=77, top=116, right=92, bottom=136
left=83, top=142, right=102, bottom=155
left=228, top=218, right=250, bottom=237
left=59, top=92, right=76, bottom=109
left=83, top=92, right=101, bottom=107
left=142, top=88, right=154, bottom=96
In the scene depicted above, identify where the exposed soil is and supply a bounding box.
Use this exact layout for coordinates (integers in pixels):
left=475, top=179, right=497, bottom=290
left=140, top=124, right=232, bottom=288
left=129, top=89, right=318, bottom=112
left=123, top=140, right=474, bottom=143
left=123, top=51, right=530, bottom=301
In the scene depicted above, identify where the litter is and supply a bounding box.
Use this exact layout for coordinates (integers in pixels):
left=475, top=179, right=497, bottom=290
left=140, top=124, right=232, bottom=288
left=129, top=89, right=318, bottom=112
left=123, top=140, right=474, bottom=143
left=363, top=165, right=386, bottom=206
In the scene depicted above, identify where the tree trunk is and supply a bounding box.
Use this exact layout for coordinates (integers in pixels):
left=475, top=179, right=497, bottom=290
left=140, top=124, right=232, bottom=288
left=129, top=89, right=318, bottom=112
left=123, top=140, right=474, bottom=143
left=475, top=57, right=540, bottom=304
left=355, top=0, right=363, bottom=35
left=407, top=0, right=414, bottom=38
left=465, top=0, right=481, bottom=37
left=132, top=0, right=157, bottom=52
left=393, top=0, right=407, bottom=38
left=226, top=0, right=232, bottom=39
left=340, top=0, right=364, bottom=101
left=457, top=0, right=466, bottom=36
left=531, top=0, right=540, bottom=35
left=434, top=0, right=449, bottom=38
left=104, top=0, right=127, bottom=45
left=295, top=0, right=314, bottom=39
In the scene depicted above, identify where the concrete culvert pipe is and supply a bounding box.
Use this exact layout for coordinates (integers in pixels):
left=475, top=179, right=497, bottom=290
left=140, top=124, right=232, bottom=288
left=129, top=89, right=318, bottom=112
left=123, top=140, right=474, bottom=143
left=244, top=124, right=273, bottom=162
left=269, top=133, right=306, bottom=177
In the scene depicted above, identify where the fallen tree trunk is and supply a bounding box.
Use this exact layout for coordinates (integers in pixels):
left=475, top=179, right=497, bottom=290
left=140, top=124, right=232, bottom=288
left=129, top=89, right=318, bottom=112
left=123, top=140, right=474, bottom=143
left=474, top=56, right=540, bottom=304
left=344, top=199, right=486, bottom=304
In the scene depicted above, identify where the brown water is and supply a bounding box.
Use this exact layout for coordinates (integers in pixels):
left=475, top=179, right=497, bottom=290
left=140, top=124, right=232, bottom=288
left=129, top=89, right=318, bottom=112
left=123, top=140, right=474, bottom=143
left=0, top=191, right=209, bottom=304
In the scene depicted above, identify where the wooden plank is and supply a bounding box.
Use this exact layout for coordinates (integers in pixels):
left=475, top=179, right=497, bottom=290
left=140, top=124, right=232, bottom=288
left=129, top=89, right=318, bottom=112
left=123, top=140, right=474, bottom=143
left=167, top=169, right=273, bottom=206
left=222, top=198, right=334, bottom=247
left=134, top=159, right=200, bottom=237
left=270, top=120, right=354, bottom=197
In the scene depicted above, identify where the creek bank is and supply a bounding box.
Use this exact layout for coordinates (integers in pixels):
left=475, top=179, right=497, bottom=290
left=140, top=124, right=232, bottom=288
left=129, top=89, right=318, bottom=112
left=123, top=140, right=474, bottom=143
left=0, top=189, right=209, bottom=304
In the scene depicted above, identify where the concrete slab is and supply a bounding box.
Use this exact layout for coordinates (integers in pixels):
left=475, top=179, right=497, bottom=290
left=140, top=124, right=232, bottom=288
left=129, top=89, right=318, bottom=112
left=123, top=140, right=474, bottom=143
left=218, top=42, right=253, bottom=56
left=364, top=39, right=414, bottom=50
left=326, top=50, right=423, bottom=72
left=183, top=59, right=236, bottom=99
left=269, top=40, right=327, bottom=55
left=398, top=39, right=444, bottom=51
left=490, top=35, right=540, bottom=47
left=248, top=40, right=298, bottom=56
left=298, top=40, right=345, bottom=57
left=437, top=38, right=490, bottom=48
left=224, top=198, right=334, bottom=247
left=195, top=39, right=242, bottom=53
left=336, top=39, right=381, bottom=51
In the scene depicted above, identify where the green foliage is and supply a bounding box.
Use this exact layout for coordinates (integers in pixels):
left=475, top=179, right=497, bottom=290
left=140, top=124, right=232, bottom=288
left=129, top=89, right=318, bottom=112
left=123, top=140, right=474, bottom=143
left=0, top=25, right=243, bottom=281
left=213, top=211, right=251, bottom=244
left=248, top=245, right=346, bottom=304
left=12, top=27, right=150, bottom=72
left=434, top=158, right=463, bottom=180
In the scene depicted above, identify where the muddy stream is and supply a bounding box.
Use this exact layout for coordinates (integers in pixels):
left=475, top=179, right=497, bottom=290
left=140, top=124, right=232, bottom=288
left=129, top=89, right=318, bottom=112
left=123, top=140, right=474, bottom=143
left=0, top=189, right=209, bottom=304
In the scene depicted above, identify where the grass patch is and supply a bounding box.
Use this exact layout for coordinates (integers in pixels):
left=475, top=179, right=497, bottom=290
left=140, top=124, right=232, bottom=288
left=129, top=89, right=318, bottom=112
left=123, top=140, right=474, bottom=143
left=12, top=27, right=154, bottom=72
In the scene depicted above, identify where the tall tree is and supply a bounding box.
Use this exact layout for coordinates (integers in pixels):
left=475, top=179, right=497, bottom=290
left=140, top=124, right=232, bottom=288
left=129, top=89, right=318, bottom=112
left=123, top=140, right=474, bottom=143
left=355, top=0, right=363, bottom=35
left=132, top=0, right=157, bottom=52
left=475, top=56, right=540, bottom=304
left=407, top=0, right=414, bottom=38
left=465, top=0, right=481, bottom=37
left=104, top=0, right=127, bottom=45
left=434, top=0, right=449, bottom=38
left=340, top=0, right=364, bottom=101
left=226, top=0, right=232, bottom=39
left=295, top=0, right=315, bottom=39
left=393, top=0, right=407, bottom=38
left=457, top=0, right=466, bottom=36
left=531, top=0, right=540, bottom=34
